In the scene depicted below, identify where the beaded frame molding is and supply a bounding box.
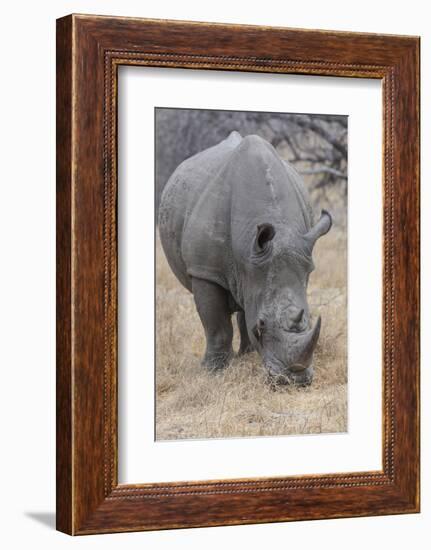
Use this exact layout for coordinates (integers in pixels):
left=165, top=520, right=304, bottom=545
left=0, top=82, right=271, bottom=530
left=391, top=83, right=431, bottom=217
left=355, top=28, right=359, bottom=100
left=56, top=14, right=420, bottom=535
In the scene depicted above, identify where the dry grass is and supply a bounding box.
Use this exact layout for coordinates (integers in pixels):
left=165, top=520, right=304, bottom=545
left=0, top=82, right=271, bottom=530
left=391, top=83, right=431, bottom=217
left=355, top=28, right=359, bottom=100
left=155, top=227, right=347, bottom=440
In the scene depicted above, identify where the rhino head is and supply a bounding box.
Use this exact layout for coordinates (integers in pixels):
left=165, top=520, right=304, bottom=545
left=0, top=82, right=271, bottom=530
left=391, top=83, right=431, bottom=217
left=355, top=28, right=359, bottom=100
left=242, top=210, right=332, bottom=386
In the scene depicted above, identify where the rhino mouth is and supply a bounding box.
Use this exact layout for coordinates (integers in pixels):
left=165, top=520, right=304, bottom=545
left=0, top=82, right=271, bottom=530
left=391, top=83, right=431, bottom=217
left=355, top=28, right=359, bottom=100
left=266, top=363, right=314, bottom=387
left=262, top=317, right=320, bottom=387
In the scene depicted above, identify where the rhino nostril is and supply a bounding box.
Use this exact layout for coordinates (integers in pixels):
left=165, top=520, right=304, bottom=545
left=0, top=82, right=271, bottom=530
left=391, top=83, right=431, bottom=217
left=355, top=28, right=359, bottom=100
left=292, top=308, right=304, bottom=323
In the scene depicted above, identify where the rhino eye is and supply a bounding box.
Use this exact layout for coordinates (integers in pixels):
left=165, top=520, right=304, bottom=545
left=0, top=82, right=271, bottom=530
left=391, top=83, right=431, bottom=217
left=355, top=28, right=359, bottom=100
left=256, top=223, right=275, bottom=251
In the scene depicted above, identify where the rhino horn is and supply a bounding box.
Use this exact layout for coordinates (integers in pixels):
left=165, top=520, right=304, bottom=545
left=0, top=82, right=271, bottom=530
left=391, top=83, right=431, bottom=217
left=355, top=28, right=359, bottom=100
left=305, top=210, right=332, bottom=246
left=304, top=315, right=321, bottom=350
left=290, top=316, right=321, bottom=371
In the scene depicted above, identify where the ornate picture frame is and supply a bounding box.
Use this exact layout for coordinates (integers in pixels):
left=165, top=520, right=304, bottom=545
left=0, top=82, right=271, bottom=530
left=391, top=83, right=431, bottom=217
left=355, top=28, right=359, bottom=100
left=56, top=14, right=420, bottom=534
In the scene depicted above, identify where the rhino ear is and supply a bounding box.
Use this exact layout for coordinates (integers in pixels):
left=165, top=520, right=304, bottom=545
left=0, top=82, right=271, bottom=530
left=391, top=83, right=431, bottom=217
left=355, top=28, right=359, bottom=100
left=255, top=223, right=275, bottom=252
left=305, top=210, right=332, bottom=245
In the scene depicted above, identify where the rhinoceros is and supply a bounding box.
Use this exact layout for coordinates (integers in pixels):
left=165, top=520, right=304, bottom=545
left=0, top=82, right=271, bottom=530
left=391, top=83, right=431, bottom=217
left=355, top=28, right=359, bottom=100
left=158, top=131, right=331, bottom=385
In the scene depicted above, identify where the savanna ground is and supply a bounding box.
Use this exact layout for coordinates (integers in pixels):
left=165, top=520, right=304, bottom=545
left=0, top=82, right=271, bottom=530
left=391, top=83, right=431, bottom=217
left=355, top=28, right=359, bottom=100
left=155, top=208, right=347, bottom=440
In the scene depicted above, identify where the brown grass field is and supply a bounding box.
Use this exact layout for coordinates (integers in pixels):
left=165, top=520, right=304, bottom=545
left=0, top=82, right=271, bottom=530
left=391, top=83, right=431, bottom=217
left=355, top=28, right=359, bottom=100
left=155, top=217, right=347, bottom=441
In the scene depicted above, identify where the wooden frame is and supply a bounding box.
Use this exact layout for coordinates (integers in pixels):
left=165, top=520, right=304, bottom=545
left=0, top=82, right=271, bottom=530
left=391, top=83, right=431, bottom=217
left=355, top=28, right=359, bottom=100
left=56, top=14, right=420, bottom=535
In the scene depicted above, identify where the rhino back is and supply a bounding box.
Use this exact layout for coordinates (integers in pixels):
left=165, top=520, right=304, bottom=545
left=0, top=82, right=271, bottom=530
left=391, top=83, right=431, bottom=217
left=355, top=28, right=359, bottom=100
left=158, top=131, right=242, bottom=291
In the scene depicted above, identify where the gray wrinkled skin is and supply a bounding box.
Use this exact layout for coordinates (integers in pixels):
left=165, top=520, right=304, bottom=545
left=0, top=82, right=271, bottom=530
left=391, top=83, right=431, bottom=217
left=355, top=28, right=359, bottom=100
left=158, top=132, right=332, bottom=386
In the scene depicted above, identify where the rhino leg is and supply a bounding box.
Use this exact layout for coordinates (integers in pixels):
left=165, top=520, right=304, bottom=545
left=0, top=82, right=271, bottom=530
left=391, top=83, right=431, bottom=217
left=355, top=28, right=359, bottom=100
left=192, top=278, right=233, bottom=371
left=237, top=311, right=254, bottom=355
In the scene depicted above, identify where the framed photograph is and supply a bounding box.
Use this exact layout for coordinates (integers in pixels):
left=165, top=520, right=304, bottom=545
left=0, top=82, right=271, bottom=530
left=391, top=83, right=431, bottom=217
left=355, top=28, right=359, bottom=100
left=56, top=14, right=420, bottom=535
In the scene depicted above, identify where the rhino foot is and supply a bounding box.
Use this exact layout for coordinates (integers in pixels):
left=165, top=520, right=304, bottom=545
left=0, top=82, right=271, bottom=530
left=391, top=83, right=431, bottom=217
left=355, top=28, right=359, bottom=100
left=202, top=350, right=233, bottom=372
left=238, top=343, right=254, bottom=356
left=192, top=278, right=234, bottom=373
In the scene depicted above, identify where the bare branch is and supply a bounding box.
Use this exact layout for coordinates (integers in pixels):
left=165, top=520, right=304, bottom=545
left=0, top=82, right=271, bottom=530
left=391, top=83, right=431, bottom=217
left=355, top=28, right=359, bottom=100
left=298, top=166, right=347, bottom=180
left=295, top=116, right=347, bottom=159
left=309, top=114, right=348, bottom=128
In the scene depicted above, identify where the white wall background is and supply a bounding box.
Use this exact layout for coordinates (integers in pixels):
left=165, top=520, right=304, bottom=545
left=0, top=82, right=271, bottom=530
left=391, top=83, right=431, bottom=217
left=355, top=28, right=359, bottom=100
left=0, top=0, right=427, bottom=548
